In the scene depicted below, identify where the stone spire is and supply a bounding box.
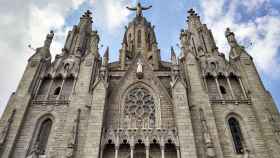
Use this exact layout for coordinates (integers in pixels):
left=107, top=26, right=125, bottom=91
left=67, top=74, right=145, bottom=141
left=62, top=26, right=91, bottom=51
left=102, top=47, right=109, bottom=67
left=171, top=47, right=177, bottom=65
left=187, top=8, right=202, bottom=29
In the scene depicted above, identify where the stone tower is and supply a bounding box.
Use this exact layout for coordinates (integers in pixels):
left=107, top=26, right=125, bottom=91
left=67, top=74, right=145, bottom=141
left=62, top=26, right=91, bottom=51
left=0, top=3, right=279, bottom=158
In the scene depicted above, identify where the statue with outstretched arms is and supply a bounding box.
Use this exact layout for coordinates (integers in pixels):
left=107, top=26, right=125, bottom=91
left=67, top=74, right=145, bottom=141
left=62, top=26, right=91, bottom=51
left=127, top=2, right=152, bottom=17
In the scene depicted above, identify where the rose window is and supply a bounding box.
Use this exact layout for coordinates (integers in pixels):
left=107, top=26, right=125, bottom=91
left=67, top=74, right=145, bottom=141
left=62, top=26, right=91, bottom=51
left=123, top=87, right=155, bottom=128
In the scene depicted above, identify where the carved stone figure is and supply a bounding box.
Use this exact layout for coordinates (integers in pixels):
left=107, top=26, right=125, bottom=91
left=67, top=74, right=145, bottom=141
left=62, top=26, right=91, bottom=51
left=136, top=59, right=144, bottom=79
left=0, top=110, right=16, bottom=146
left=266, top=109, right=280, bottom=144
left=199, top=109, right=216, bottom=158
left=127, top=2, right=152, bottom=17
left=67, top=109, right=80, bottom=158
left=44, top=30, right=54, bottom=48
left=137, top=59, right=143, bottom=73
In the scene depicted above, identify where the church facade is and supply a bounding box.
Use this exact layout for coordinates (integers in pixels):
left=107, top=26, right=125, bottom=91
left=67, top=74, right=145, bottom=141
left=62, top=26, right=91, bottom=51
left=0, top=3, right=280, bottom=158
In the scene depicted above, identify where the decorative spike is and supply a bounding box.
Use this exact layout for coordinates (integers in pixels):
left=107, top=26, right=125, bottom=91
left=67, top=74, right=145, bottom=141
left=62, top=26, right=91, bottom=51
left=171, top=46, right=177, bottom=65
left=102, top=47, right=109, bottom=66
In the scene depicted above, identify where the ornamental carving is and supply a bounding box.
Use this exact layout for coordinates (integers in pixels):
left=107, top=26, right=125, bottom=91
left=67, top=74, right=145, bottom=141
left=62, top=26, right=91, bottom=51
left=123, top=87, right=155, bottom=128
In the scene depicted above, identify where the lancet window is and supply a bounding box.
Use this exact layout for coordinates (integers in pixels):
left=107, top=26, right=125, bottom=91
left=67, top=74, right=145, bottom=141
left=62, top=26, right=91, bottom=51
left=228, top=117, right=244, bottom=154
left=34, top=118, right=52, bottom=155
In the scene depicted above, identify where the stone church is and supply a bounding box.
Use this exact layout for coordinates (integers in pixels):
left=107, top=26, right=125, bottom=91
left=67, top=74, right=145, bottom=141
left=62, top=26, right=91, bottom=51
left=0, top=2, right=279, bottom=158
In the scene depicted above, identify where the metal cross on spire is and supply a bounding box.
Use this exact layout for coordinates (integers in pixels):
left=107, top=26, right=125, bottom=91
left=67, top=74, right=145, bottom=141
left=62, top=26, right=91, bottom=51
left=126, top=1, right=152, bottom=17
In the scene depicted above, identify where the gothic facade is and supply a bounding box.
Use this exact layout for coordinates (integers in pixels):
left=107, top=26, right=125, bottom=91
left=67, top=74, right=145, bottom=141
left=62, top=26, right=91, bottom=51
left=0, top=3, right=280, bottom=158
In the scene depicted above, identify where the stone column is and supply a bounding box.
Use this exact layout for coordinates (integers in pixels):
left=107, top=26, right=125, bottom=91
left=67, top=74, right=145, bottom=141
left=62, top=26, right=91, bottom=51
left=57, top=78, right=65, bottom=100
left=130, top=145, right=134, bottom=158
left=176, top=146, right=181, bottom=158
left=34, top=78, right=43, bottom=96
left=238, top=78, right=247, bottom=98
left=45, top=79, right=54, bottom=100
left=115, top=146, right=119, bottom=158
left=215, top=77, right=223, bottom=99
left=100, top=147, right=103, bottom=158
left=145, top=145, right=150, bottom=158
left=161, top=145, right=165, bottom=158
left=226, top=77, right=235, bottom=99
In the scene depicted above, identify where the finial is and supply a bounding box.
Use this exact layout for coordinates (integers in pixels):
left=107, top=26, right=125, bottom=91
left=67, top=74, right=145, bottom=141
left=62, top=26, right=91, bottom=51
left=81, top=10, right=93, bottom=23
left=83, top=10, right=92, bottom=17
left=188, top=8, right=196, bottom=15
left=102, top=47, right=109, bottom=66
left=104, top=47, right=109, bottom=58
left=171, top=47, right=177, bottom=65
left=44, top=30, right=54, bottom=48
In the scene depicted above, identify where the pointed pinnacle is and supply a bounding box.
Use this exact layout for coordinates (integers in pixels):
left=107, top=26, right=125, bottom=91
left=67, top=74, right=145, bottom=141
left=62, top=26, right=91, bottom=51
left=171, top=46, right=176, bottom=58
left=104, top=47, right=109, bottom=58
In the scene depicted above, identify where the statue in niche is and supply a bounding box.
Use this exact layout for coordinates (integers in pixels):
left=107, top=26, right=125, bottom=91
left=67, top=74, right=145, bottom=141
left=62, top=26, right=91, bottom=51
left=266, top=109, right=280, bottom=144
left=243, top=147, right=250, bottom=158
left=137, top=59, right=143, bottom=73
left=123, top=115, right=130, bottom=128
left=66, top=110, right=80, bottom=158
left=136, top=59, right=144, bottom=79
left=0, top=110, right=16, bottom=146
left=27, top=142, right=40, bottom=158
left=199, top=109, right=216, bottom=158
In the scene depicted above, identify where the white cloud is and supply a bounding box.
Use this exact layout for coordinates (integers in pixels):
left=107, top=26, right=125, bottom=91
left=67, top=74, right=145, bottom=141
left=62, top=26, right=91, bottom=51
left=0, top=0, right=87, bottom=116
left=0, top=0, right=134, bottom=116
left=200, top=0, right=280, bottom=78
left=92, top=0, right=132, bottom=32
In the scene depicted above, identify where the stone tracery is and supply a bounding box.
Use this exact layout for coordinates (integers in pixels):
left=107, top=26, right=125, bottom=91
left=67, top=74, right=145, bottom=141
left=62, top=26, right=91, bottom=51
left=123, top=87, right=156, bottom=128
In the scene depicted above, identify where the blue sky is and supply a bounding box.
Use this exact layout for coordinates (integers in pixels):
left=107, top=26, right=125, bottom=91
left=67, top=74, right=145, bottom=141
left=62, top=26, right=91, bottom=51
left=0, top=0, right=279, bottom=115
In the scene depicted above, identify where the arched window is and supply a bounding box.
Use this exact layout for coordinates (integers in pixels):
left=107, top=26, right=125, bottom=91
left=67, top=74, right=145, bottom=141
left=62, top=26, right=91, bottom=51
left=137, top=30, right=142, bottom=48
left=220, top=86, right=227, bottom=94
left=228, top=117, right=244, bottom=154
left=35, top=119, right=52, bottom=155
left=54, top=87, right=61, bottom=95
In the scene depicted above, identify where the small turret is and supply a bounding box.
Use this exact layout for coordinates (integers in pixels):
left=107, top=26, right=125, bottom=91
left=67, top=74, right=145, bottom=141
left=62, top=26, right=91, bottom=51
left=171, top=47, right=177, bottom=66
left=185, top=9, right=217, bottom=57
left=102, top=47, right=109, bottom=67
left=187, top=8, right=202, bottom=30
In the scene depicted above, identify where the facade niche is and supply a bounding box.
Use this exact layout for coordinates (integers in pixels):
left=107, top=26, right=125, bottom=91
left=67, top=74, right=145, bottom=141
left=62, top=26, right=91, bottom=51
left=37, top=77, right=51, bottom=95
left=217, top=75, right=231, bottom=99
left=53, top=87, right=61, bottom=95
left=28, top=118, right=53, bottom=157
left=60, top=76, right=75, bottom=100
left=48, top=76, right=63, bottom=100
left=228, top=117, right=244, bottom=154
left=205, top=75, right=219, bottom=100
left=229, top=75, right=244, bottom=99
